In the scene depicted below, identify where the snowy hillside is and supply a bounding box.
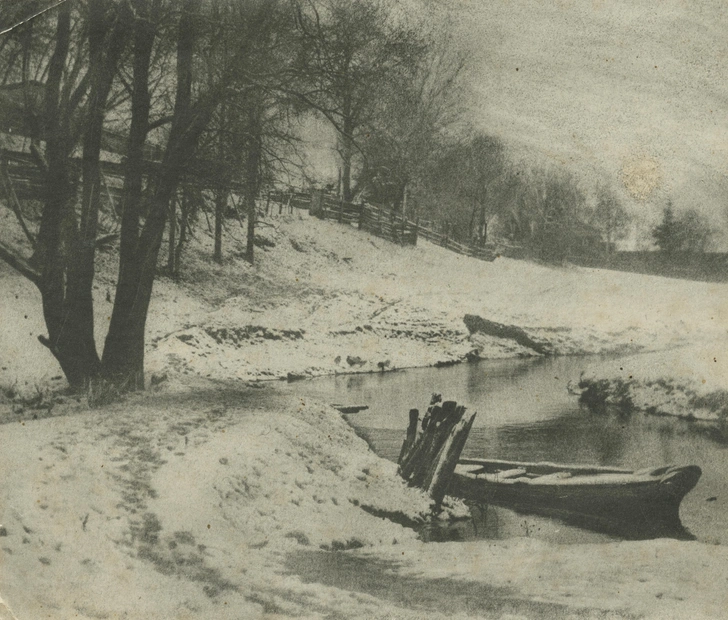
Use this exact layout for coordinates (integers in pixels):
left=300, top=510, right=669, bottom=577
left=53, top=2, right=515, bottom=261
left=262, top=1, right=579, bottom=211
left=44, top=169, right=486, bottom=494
left=4, top=210, right=727, bottom=396
left=2, top=211, right=728, bottom=618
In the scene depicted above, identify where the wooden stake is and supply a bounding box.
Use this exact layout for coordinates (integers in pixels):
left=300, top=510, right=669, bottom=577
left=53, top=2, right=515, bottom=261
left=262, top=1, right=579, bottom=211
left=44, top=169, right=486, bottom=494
left=397, top=397, right=476, bottom=507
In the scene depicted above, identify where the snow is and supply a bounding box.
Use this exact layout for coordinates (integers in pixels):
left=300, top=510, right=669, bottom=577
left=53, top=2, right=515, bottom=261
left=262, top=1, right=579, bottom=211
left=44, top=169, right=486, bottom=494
left=143, top=214, right=728, bottom=385
left=4, top=385, right=728, bottom=619
left=0, top=393, right=436, bottom=619
left=3, top=210, right=728, bottom=392
left=2, top=209, right=728, bottom=617
left=578, top=347, right=728, bottom=422
left=362, top=537, right=728, bottom=619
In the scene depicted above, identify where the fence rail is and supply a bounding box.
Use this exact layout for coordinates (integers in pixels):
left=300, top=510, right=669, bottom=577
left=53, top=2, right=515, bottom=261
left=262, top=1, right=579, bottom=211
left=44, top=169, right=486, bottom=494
left=309, top=192, right=418, bottom=246
left=0, top=153, right=509, bottom=264
left=267, top=188, right=507, bottom=260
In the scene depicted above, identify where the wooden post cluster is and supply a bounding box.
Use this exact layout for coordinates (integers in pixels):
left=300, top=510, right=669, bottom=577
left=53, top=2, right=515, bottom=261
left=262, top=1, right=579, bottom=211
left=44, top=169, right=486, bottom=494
left=397, top=394, right=476, bottom=506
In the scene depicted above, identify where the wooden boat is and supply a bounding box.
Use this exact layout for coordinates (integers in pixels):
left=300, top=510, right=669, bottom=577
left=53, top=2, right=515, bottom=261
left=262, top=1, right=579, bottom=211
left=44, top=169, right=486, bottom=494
left=450, top=458, right=702, bottom=535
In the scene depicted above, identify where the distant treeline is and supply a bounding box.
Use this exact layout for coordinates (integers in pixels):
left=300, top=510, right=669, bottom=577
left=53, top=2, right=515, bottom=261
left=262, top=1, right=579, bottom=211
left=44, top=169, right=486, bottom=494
left=570, top=252, right=728, bottom=283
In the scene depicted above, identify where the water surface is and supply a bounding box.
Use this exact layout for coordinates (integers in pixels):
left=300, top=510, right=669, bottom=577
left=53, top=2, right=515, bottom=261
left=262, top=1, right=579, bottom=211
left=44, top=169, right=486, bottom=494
left=288, top=355, right=728, bottom=544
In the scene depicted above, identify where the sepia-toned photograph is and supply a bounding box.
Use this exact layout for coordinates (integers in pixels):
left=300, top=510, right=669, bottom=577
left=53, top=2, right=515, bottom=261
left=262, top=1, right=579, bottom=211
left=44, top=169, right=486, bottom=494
left=1, top=0, right=727, bottom=618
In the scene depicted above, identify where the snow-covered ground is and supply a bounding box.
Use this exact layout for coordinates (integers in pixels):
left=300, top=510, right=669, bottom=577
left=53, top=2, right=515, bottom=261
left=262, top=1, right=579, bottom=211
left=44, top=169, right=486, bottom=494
left=3, top=211, right=728, bottom=391
left=576, top=346, right=728, bottom=423
left=146, top=215, right=728, bottom=384
left=2, top=210, right=728, bottom=618
left=2, top=387, right=728, bottom=620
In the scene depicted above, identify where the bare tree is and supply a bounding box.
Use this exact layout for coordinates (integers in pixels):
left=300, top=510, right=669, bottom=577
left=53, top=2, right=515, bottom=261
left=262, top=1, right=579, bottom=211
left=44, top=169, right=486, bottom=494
left=590, top=184, right=630, bottom=254
left=199, top=0, right=295, bottom=266
left=103, top=0, right=234, bottom=390
left=292, top=0, right=423, bottom=201
left=420, top=133, right=507, bottom=243
left=0, top=0, right=128, bottom=388
left=358, top=23, right=465, bottom=211
left=0, top=0, right=294, bottom=392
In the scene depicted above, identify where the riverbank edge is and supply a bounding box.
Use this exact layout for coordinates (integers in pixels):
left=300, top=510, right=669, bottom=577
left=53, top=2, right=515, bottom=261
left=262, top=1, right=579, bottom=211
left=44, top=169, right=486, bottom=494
left=577, top=373, right=728, bottom=425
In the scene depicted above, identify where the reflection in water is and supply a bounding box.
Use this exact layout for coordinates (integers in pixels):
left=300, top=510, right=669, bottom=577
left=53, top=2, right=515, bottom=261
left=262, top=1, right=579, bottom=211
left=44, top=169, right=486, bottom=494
left=288, top=355, right=728, bottom=545
left=420, top=501, right=695, bottom=544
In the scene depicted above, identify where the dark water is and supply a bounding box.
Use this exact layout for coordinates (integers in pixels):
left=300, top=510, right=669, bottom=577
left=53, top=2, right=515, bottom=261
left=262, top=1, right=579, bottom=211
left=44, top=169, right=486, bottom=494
left=288, top=355, right=728, bottom=545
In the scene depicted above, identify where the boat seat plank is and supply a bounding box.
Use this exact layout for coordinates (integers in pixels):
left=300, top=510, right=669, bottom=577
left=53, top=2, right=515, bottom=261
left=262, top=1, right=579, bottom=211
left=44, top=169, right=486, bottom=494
left=494, top=468, right=527, bottom=479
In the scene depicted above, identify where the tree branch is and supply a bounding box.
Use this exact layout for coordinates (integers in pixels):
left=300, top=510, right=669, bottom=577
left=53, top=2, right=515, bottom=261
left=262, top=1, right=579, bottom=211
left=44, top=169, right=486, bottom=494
left=0, top=239, right=40, bottom=285
left=0, top=165, right=36, bottom=247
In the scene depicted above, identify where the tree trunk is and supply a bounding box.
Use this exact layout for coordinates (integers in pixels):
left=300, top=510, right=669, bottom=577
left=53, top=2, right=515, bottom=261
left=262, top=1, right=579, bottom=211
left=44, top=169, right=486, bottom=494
left=340, top=89, right=354, bottom=202
left=34, top=1, right=126, bottom=389
left=168, top=195, right=176, bottom=274
left=34, top=3, right=79, bottom=385
left=174, top=189, right=190, bottom=275
left=214, top=188, right=225, bottom=263
left=341, top=127, right=353, bottom=202
left=62, top=0, right=128, bottom=386
left=213, top=97, right=227, bottom=263
left=467, top=201, right=478, bottom=241
left=103, top=0, right=220, bottom=390
left=245, top=104, right=262, bottom=264
left=101, top=0, right=158, bottom=390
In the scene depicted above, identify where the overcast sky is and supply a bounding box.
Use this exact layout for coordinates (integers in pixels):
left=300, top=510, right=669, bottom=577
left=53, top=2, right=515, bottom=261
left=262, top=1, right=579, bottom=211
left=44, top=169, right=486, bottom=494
left=453, top=0, right=728, bottom=241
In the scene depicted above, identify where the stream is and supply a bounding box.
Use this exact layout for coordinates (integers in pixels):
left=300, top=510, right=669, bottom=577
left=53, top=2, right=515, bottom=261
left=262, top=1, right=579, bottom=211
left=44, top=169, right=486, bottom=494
left=287, top=353, right=728, bottom=545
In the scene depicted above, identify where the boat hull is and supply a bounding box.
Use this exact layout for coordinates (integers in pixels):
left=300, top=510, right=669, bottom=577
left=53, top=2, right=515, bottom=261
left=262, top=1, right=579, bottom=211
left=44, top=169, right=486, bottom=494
left=450, top=461, right=702, bottom=537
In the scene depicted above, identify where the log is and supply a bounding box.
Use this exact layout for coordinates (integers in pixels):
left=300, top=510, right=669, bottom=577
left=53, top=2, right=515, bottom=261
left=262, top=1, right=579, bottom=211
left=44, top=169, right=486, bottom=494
left=331, top=404, right=369, bottom=414
left=408, top=401, right=462, bottom=488
left=463, top=314, right=552, bottom=355
left=418, top=404, right=465, bottom=487
left=397, top=396, right=476, bottom=506
left=427, top=412, right=476, bottom=505
left=397, top=408, right=420, bottom=465
left=398, top=402, right=448, bottom=481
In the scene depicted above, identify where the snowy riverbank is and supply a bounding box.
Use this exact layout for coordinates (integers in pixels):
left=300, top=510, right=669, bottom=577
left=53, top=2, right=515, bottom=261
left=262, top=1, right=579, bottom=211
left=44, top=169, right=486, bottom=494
left=2, top=212, right=728, bottom=618
left=577, top=346, right=728, bottom=424
left=2, top=385, right=728, bottom=620
left=4, top=213, right=728, bottom=395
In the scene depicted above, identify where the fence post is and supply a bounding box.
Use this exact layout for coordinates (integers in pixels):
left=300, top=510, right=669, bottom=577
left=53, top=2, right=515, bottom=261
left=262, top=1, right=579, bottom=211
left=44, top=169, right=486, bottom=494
left=338, top=198, right=344, bottom=223
left=414, top=217, right=419, bottom=245
left=358, top=200, right=364, bottom=230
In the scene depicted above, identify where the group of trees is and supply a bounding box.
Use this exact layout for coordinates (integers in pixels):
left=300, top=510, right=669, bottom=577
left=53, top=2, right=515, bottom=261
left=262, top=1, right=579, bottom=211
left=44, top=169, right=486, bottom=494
left=0, top=0, right=303, bottom=392
left=0, top=0, right=462, bottom=394
left=417, top=132, right=719, bottom=262
left=0, top=0, right=717, bottom=396
left=416, top=137, right=633, bottom=262
left=652, top=203, right=714, bottom=254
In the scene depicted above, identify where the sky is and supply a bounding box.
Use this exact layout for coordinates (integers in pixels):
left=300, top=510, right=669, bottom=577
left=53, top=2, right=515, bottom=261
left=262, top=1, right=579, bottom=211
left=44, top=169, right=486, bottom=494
left=451, top=0, right=728, bottom=245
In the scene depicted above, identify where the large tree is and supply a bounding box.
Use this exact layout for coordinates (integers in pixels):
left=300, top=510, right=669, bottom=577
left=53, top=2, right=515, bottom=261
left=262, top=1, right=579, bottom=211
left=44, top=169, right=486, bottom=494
left=358, top=24, right=466, bottom=211
left=421, top=133, right=507, bottom=243
left=293, top=0, right=423, bottom=201
left=0, top=0, right=295, bottom=393
left=0, top=0, right=129, bottom=388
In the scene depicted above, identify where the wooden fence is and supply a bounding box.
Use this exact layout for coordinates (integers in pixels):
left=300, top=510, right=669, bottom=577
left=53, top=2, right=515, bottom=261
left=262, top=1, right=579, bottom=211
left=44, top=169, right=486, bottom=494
left=268, top=188, right=508, bottom=259
left=0, top=147, right=509, bottom=264
left=0, top=148, right=252, bottom=218
left=417, top=225, right=497, bottom=261
left=309, top=192, right=418, bottom=246
left=268, top=189, right=312, bottom=211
